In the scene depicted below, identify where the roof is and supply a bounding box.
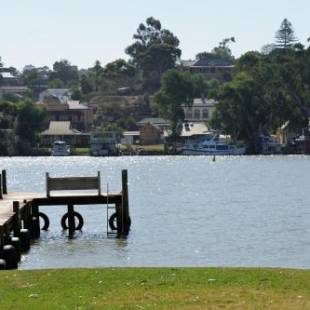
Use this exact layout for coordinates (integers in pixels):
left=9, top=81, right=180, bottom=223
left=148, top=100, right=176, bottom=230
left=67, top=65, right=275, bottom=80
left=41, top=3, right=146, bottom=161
left=41, top=121, right=82, bottom=136
left=0, top=86, right=29, bottom=93
left=180, top=122, right=210, bottom=137
left=123, top=131, right=140, bottom=136
left=193, top=58, right=233, bottom=67
left=179, top=60, right=196, bottom=67
left=191, top=98, right=218, bottom=107
left=137, top=117, right=170, bottom=127
left=0, top=72, right=17, bottom=79
left=67, top=100, right=89, bottom=110
left=39, top=89, right=71, bottom=103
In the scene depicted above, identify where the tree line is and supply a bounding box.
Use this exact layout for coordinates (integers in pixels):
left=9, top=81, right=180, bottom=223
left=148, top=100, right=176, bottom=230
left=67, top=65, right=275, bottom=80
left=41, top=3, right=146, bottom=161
left=1, top=17, right=308, bottom=154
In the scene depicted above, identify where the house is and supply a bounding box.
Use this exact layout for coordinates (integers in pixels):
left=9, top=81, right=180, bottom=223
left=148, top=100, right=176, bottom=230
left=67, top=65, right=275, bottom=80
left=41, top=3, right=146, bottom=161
left=0, top=69, right=19, bottom=86
left=137, top=117, right=170, bottom=131
left=39, top=95, right=93, bottom=132
left=0, top=86, right=30, bottom=95
left=180, top=57, right=233, bottom=81
left=183, top=98, right=217, bottom=123
left=140, top=123, right=162, bottom=145
left=121, top=131, right=141, bottom=145
left=41, top=121, right=90, bottom=147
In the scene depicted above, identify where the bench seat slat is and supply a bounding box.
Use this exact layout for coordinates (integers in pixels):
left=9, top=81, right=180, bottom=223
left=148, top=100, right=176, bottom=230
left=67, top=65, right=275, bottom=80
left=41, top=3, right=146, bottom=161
left=46, top=172, right=101, bottom=196
left=48, top=177, right=99, bottom=191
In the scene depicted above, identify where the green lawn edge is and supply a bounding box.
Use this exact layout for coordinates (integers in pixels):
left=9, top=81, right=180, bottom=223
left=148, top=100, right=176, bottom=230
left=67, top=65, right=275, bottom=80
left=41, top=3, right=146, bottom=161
left=1, top=267, right=310, bottom=309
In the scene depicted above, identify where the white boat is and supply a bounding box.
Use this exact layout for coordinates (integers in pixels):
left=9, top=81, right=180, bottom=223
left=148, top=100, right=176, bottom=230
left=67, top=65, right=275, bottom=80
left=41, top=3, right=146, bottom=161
left=51, top=141, right=70, bottom=156
left=181, top=133, right=246, bottom=155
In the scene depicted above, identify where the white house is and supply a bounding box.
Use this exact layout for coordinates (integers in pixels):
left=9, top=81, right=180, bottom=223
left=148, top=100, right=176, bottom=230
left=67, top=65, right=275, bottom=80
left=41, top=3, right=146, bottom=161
left=183, top=98, right=217, bottom=123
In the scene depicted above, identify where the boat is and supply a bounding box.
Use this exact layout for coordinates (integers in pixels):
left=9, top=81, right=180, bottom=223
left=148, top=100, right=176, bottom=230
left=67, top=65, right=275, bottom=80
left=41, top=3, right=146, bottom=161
left=259, top=135, right=282, bottom=154
left=90, top=132, right=119, bottom=156
left=181, top=133, right=246, bottom=155
left=51, top=141, right=70, bottom=156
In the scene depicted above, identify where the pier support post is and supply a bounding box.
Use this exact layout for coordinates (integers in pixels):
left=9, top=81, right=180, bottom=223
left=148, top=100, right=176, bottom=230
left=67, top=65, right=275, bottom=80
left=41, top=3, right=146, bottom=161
left=115, top=201, right=124, bottom=238
left=68, top=204, right=75, bottom=237
left=31, top=204, right=40, bottom=239
left=121, top=170, right=131, bottom=236
left=0, top=225, right=4, bottom=252
left=13, top=201, right=21, bottom=237
left=3, top=245, right=18, bottom=269
left=20, top=229, right=31, bottom=253
left=0, top=173, right=2, bottom=199
left=10, top=237, right=21, bottom=262
left=2, top=170, right=7, bottom=195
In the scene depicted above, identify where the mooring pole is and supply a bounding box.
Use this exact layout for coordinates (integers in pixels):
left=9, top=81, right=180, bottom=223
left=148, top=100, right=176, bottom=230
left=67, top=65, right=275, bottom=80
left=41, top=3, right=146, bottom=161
left=13, top=201, right=21, bottom=237
left=31, top=204, right=40, bottom=239
left=115, top=201, right=123, bottom=237
left=2, top=170, right=7, bottom=195
left=121, top=169, right=130, bottom=236
left=68, top=204, right=75, bottom=237
left=0, top=225, right=4, bottom=252
left=0, top=173, right=2, bottom=199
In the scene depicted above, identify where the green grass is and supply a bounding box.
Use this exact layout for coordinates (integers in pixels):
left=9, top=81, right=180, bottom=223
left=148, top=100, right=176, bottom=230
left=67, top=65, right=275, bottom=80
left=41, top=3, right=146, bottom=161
left=70, top=148, right=90, bottom=156
left=0, top=268, right=310, bottom=309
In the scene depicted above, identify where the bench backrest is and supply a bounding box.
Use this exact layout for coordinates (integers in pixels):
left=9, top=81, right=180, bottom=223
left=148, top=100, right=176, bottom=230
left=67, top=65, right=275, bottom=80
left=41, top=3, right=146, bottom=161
left=46, top=172, right=101, bottom=197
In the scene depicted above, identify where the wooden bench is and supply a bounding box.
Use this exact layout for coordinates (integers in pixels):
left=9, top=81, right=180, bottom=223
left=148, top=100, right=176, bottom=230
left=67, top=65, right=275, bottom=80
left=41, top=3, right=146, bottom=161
left=46, top=172, right=101, bottom=197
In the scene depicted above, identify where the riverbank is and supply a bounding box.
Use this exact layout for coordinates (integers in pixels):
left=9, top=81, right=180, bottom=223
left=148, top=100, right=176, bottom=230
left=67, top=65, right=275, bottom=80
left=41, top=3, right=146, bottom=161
left=1, top=268, right=309, bottom=309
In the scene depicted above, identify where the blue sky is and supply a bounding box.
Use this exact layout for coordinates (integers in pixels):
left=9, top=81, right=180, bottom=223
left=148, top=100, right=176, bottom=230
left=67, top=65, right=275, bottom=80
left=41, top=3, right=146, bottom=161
left=2, top=0, right=310, bottom=70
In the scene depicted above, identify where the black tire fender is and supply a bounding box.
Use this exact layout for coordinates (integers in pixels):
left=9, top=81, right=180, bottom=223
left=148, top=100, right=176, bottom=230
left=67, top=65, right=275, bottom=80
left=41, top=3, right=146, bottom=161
left=38, top=212, right=50, bottom=231
left=61, top=212, right=84, bottom=230
left=109, top=213, right=131, bottom=231
left=109, top=213, right=117, bottom=231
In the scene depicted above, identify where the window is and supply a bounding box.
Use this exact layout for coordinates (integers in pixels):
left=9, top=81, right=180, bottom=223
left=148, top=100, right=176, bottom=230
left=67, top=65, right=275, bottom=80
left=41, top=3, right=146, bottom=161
left=194, top=109, right=201, bottom=120
left=202, top=109, right=209, bottom=120
left=185, top=109, right=192, bottom=120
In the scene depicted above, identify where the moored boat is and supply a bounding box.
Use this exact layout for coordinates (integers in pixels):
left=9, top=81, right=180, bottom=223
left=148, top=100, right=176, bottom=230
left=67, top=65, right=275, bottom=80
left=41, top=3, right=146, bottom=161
left=51, top=141, right=70, bottom=156
left=181, top=133, right=246, bottom=155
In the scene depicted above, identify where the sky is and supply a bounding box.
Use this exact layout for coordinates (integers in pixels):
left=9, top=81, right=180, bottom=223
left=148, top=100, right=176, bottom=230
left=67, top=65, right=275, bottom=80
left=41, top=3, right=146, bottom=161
left=1, top=0, right=310, bottom=70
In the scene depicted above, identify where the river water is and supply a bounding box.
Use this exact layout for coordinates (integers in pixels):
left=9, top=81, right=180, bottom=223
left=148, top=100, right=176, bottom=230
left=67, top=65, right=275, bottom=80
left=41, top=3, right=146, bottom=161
left=0, top=156, right=309, bottom=269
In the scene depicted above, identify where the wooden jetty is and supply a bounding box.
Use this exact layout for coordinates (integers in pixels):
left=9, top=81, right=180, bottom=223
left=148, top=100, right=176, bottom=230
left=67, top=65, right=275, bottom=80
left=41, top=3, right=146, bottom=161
left=0, top=169, right=131, bottom=270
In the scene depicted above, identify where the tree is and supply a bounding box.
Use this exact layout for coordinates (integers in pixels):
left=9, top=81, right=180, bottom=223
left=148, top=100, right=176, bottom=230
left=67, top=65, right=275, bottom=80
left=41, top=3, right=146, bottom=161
left=21, top=66, right=50, bottom=89
left=155, top=69, right=194, bottom=141
left=81, top=74, right=93, bottom=94
left=275, top=18, right=298, bottom=49
left=51, top=60, right=79, bottom=86
left=126, top=17, right=181, bottom=92
left=91, top=60, right=103, bottom=91
left=191, top=74, right=219, bottom=98
left=211, top=51, right=291, bottom=153
left=196, top=37, right=235, bottom=62
left=16, top=100, right=46, bottom=153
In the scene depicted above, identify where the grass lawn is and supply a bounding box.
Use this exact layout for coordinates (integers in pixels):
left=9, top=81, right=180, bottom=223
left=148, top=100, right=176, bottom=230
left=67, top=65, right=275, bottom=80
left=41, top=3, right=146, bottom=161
left=0, top=268, right=310, bottom=309
left=71, top=148, right=90, bottom=156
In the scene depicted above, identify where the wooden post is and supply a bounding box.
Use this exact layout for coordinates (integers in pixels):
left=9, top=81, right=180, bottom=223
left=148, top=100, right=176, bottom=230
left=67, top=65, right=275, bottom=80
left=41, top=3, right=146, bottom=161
left=23, top=205, right=31, bottom=230
left=98, top=171, right=101, bottom=196
left=0, top=225, right=4, bottom=252
left=115, top=201, right=124, bottom=237
left=0, top=173, right=2, bottom=199
left=68, top=204, right=75, bottom=237
left=122, top=170, right=130, bottom=236
left=2, top=170, right=7, bottom=195
left=46, top=173, right=50, bottom=197
left=31, top=204, right=40, bottom=239
left=13, top=201, right=21, bottom=237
